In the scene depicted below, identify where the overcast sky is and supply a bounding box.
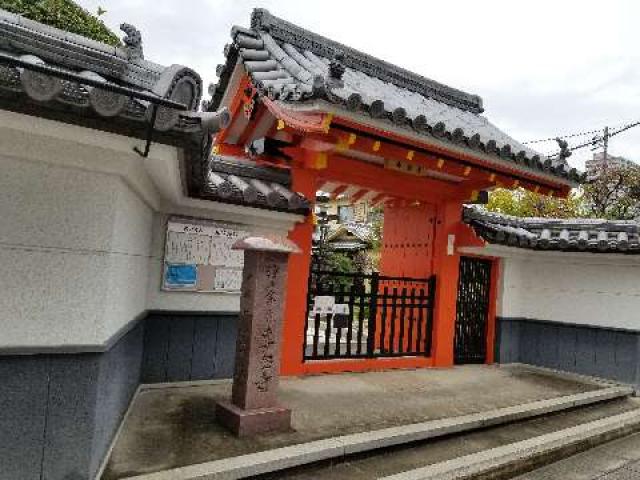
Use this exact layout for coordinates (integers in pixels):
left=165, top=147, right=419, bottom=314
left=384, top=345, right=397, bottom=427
left=76, top=0, right=640, bottom=170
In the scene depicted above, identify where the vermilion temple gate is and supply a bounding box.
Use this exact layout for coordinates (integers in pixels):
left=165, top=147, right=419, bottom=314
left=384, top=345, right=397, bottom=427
left=208, top=8, right=577, bottom=376
left=211, top=93, right=573, bottom=375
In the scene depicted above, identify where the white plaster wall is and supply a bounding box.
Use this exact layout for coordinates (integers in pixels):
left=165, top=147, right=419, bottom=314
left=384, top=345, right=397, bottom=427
left=99, top=180, right=154, bottom=343
left=0, top=155, right=152, bottom=348
left=0, top=111, right=303, bottom=350
left=499, top=250, right=640, bottom=331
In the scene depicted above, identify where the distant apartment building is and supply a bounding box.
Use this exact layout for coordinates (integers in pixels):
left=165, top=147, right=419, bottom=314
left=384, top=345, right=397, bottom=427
left=585, top=152, right=637, bottom=180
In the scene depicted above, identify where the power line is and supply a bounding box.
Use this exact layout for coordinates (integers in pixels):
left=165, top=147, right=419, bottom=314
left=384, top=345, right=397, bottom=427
left=609, top=121, right=640, bottom=137
left=522, top=121, right=633, bottom=146
left=522, top=128, right=605, bottom=145
left=545, top=121, right=640, bottom=159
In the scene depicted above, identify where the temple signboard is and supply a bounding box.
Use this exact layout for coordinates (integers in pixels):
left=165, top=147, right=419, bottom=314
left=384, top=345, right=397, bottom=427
left=162, top=217, right=248, bottom=292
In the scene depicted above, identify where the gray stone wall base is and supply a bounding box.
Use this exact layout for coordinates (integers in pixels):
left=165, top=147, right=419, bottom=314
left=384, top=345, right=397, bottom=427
left=0, top=312, right=239, bottom=480
left=141, top=313, right=237, bottom=383
left=0, top=323, right=143, bottom=480
left=497, top=318, right=640, bottom=389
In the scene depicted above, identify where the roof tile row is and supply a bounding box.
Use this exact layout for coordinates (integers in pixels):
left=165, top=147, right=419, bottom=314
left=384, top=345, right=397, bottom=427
left=202, top=155, right=311, bottom=214
left=464, top=206, right=640, bottom=253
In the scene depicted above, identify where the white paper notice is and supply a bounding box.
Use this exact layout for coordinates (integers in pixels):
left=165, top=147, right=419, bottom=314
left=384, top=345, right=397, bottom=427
left=214, top=268, right=243, bottom=291
left=333, top=304, right=350, bottom=315
left=313, top=296, right=336, bottom=315
left=165, top=232, right=211, bottom=264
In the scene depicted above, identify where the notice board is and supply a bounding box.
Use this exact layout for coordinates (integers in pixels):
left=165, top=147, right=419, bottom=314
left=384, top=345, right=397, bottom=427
left=162, top=217, right=248, bottom=292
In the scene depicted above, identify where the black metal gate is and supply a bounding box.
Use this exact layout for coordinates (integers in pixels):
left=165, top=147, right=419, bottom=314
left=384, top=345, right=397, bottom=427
left=454, top=256, right=493, bottom=364
left=304, top=270, right=436, bottom=360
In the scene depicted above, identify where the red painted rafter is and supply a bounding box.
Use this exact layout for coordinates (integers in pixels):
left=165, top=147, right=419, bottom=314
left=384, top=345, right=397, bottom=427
left=370, top=193, right=388, bottom=206
left=327, top=118, right=572, bottom=197
left=319, top=154, right=461, bottom=202
left=350, top=189, right=369, bottom=203
left=330, top=185, right=348, bottom=199
left=237, top=102, right=267, bottom=147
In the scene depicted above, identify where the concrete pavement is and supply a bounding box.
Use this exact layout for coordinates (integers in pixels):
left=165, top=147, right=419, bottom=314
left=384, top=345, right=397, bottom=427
left=103, top=364, right=614, bottom=479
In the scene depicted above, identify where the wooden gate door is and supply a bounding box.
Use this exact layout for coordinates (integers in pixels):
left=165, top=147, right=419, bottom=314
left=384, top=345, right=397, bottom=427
left=454, top=256, right=493, bottom=364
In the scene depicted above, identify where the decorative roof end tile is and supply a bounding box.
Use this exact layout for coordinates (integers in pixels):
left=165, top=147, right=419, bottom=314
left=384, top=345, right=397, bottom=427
left=120, top=23, right=144, bottom=60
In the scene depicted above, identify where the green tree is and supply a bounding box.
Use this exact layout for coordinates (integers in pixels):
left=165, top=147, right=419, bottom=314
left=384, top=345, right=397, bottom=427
left=486, top=163, right=640, bottom=220
left=312, top=250, right=356, bottom=292
left=583, top=164, right=640, bottom=220
left=1, top=0, right=121, bottom=46
left=486, top=187, right=589, bottom=219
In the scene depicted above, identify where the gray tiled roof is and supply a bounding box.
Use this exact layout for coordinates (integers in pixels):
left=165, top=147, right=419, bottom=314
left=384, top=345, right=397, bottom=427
left=0, top=9, right=222, bottom=134
left=211, top=8, right=582, bottom=184
left=327, top=222, right=373, bottom=244
left=464, top=206, right=640, bottom=253
left=202, top=155, right=311, bottom=214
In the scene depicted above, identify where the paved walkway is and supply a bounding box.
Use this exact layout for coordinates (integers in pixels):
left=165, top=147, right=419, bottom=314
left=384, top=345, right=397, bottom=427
left=103, top=364, right=603, bottom=479
left=514, top=432, right=640, bottom=480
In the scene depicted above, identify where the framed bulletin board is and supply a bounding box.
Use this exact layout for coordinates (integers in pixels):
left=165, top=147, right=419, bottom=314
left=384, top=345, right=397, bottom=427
left=162, top=217, right=248, bottom=293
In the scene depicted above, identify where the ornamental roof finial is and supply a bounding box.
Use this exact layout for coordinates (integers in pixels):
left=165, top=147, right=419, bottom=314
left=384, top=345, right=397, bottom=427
left=120, top=23, right=144, bottom=60
left=556, top=137, right=572, bottom=160
left=328, top=51, right=345, bottom=81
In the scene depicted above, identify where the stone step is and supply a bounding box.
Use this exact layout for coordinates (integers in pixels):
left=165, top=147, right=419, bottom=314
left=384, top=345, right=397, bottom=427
left=265, top=395, right=640, bottom=480
left=120, top=385, right=634, bottom=480
left=512, top=430, right=640, bottom=480
left=379, top=405, right=640, bottom=480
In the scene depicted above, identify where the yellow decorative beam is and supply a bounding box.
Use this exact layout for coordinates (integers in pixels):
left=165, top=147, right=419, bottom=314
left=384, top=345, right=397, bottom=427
left=372, top=140, right=381, bottom=152
left=463, top=166, right=471, bottom=176
left=321, top=112, right=334, bottom=133
left=276, top=119, right=286, bottom=130
left=488, top=173, right=496, bottom=182
left=437, top=158, right=445, bottom=169
left=313, top=152, right=328, bottom=170
left=406, top=150, right=415, bottom=161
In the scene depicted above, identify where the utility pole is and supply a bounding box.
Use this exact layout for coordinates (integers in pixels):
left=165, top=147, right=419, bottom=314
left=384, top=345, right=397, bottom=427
left=602, top=125, right=609, bottom=168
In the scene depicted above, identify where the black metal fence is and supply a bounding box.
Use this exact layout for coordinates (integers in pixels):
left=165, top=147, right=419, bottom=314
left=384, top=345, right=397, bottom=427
left=304, top=270, right=436, bottom=360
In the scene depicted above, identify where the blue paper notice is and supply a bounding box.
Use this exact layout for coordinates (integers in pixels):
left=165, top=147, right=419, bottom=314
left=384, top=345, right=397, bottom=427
left=165, top=264, right=197, bottom=287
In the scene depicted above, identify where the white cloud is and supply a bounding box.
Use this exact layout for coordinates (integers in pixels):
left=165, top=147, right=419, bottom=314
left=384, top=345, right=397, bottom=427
left=77, top=0, right=640, bottom=169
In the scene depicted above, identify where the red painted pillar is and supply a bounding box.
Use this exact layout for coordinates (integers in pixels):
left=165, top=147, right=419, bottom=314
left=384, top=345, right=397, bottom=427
left=485, top=258, right=501, bottom=364
left=430, top=200, right=463, bottom=367
left=280, top=167, right=316, bottom=376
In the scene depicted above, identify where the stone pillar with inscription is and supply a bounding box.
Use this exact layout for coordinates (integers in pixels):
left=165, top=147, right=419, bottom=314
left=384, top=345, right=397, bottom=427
left=216, top=235, right=300, bottom=437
